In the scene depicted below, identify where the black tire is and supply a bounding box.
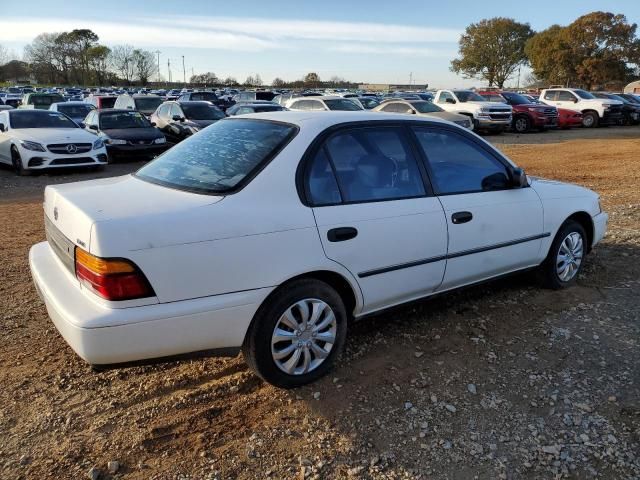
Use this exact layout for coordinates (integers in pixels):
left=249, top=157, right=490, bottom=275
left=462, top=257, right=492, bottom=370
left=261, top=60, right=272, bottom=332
left=538, top=220, right=587, bottom=290
left=11, top=147, right=31, bottom=176
left=582, top=111, right=599, bottom=128
left=242, top=279, right=348, bottom=388
left=514, top=115, right=531, bottom=133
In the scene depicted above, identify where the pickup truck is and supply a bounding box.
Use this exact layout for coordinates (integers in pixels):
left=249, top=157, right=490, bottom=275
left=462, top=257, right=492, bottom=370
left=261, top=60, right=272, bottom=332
left=478, top=90, right=558, bottom=133
left=19, top=93, right=66, bottom=110
left=538, top=88, right=623, bottom=128
left=433, top=89, right=512, bottom=133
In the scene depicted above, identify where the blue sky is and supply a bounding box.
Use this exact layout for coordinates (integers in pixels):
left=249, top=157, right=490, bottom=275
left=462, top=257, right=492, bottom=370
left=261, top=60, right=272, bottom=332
left=0, top=0, right=638, bottom=87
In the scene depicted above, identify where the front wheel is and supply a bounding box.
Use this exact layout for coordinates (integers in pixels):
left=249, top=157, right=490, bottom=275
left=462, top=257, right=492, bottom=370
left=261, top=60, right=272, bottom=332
left=582, top=112, right=598, bottom=128
left=514, top=115, right=531, bottom=133
left=242, top=279, right=348, bottom=388
left=538, top=220, right=587, bottom=289
left=11, top=147, right=31, bottom=176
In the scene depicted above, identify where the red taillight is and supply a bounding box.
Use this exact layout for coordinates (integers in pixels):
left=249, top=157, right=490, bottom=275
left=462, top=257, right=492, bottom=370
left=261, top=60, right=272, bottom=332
left=75, top=248, right=154, bottom=301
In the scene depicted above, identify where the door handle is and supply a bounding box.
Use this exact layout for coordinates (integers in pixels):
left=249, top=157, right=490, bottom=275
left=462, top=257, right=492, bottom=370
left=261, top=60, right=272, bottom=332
left=451, top=211, right=473, bottom=224
left=327, top=227, right=358, bottom=242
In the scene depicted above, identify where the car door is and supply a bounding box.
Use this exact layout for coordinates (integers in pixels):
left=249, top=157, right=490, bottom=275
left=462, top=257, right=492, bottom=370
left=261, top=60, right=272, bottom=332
left=547, top=90, right=578, bottom=110
left=412, top=125, right=544, bottom=290
left=305, top=124, right=448, bottom=313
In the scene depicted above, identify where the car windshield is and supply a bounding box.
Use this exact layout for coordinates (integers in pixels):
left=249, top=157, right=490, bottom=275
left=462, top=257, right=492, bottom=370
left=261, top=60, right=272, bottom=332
left=98, top=97, right=117, bottom=108
left=8, top=87, right=21, bottom=94
left=100, top=111, right=151, bottom=129
left=57, top=104, right=93, bottom=118
left=192, top=92, right=218, bottom=101
left=620, top=94, right=640, bottom=104
left=502, top=92, right=532, bottom=105
left=574, top=89, right=595, bottom=100
left=10, top=111, right=78, bottom=129
left=137, top=119, right=296, bottom=194
left=413, top=101, right=444, bottom=113
left=453, top=91, right=486, bottom=102
left=31, top=95, right=65, bottom=107
left=134, top=97, right=163, bottom=112
left=324, top=99, right=363, bottom=111
left=182, top=104, right=225, bottom=120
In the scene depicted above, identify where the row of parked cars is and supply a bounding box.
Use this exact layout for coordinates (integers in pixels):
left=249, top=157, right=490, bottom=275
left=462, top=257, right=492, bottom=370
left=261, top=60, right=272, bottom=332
left=1, top=85, right=638, bottom=175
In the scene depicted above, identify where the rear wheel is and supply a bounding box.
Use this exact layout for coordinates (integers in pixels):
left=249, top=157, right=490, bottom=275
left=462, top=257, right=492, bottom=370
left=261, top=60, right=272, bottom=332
left=242, top=279, right=347, bottom=388
left=11, top=147, right=31, bottom=176
left=538, top=220, right=587, bottom=289
left=582, top=111, right=598, bottom=128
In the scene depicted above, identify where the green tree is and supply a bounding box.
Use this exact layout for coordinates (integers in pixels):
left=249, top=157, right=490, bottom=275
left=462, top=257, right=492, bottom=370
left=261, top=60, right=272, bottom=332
left=304, top=72, right=320, bottom=87
left=451, top=17, right=533, bottom=88
left=525, top=25, right=575, bottom=86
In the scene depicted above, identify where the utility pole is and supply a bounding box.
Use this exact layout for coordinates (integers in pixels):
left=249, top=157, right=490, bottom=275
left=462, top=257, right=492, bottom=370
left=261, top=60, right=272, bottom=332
left=167, top=58, right=171, bottom=84
left=517, top=66, right=521, bottom=90
left=155, top=50, right=161, bottom=84
left=409, top=72, right=413, bottom=87
left=182, top=55, right=186, bottom=85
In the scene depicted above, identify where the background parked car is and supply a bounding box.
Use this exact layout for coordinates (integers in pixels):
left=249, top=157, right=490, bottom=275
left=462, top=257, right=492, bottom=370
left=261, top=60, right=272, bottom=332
left=19, top=93, right=65, bottom=110
left=539, top=88, right=623, bottom=128
left=114, top=94, right=164, bottom=118
left=151, top=101, right=225, bottom=143
left=351, top=97, right=381, bottom=110
left=285, top=96, right=364, bottom=111
left=225, top=103, right=287, bottom=116
left=591, top=92, right=640, bottom=125
left=478, top=91, right=558, bottom=133
left=83, top=109, right=167, bottom=161
left=556, top=108, right=584, bottom=129
left=177, top=91, right=231, bottom=110
left=373, top=99, right=473, bottom=129
left=85, top=95, right=117, bottom=109
left=433, top=89, right=512, bottom=133
left=49, top=102, right=96, bottom=125
left=0, top=109, right=107, bottom=175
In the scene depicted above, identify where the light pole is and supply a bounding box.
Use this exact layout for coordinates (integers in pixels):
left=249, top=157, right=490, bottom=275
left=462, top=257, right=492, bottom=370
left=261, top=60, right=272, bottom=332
left=155, top=50, right=161, bottom=85
left=182, top=55, right=186, bottom=85
left=167, top=58, right=172, bottom=84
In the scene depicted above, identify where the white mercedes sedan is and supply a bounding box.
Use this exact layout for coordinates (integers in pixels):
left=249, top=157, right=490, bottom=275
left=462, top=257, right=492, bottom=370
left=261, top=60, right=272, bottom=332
left=29, top=112, right=608, bottom=387
left=0, top=109, right=107, bottom=175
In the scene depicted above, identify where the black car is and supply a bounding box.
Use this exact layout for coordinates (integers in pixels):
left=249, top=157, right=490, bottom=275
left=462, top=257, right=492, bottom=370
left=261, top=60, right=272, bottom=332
left=83, top=109, right=168, bottom=161
left=592, top=92, right=640, bottom=125
left=150, top=101, right=225, bottom=143
left=225, top=102, right=287, bottom=116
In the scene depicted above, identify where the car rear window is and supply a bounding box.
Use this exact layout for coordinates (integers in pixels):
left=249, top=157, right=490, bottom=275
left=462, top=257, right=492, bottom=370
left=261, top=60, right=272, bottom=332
left=136, top=119, right=297, bottom=194
left=134, top=97, right=163, bottom=112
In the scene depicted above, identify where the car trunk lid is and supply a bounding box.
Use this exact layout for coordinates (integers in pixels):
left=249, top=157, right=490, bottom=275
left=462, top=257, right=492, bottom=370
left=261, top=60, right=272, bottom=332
left=44, top=175, right=222, bottom=255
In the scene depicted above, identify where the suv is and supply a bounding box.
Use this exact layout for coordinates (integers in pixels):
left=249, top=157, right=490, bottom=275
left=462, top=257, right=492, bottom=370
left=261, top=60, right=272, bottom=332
left=433, top=90, right=512, bottom=133
left=19, top=93, right=65, bottom=110
left=85, top=95, right=117, bottom=109
left=478, top=91, right=558, bottom=133
left=114, top=94, right=164, bottom=118
left=539, top=88, right=623, bottom=128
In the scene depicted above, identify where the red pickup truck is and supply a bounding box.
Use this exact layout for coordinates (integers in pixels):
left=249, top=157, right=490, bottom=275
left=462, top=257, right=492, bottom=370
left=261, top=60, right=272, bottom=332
left=478, top=91, right=558, bottom=133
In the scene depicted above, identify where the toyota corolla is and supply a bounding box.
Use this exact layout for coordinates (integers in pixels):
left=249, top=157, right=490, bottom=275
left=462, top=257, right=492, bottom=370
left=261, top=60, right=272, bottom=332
left=29, top=112, right=608, bottom=387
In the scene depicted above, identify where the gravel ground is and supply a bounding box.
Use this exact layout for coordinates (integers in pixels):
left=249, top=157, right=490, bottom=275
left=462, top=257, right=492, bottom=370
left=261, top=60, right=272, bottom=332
left=0, top=128, right=638, bottom=480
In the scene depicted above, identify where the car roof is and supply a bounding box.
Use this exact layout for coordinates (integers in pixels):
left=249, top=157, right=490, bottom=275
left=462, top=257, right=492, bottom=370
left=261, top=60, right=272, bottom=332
left=177, top=100, right=218, bottom=106
left=234, top=103, right=283, bottom=108
left=53, top=101, right=90, bottom=106
left=236, top=111, right=450, bottom=129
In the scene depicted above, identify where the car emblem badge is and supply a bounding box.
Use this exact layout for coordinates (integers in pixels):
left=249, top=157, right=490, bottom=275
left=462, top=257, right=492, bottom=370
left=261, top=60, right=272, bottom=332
left=66, top=144, right=78, bottom=154
left=53, top=207, right=59, bottom=221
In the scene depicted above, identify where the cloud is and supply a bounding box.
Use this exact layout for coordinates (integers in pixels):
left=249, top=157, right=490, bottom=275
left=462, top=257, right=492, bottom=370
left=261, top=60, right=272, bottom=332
left=0, top=15, right=460, bottom=54
left=329, top=44, right=456, bottom=57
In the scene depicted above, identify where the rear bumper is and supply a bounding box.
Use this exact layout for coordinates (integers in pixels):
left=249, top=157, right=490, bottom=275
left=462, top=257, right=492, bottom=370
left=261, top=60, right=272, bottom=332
left=29, top=241, right=272, bottom=365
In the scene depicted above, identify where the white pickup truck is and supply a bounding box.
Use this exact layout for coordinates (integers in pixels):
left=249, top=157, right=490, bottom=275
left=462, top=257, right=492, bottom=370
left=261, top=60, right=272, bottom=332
left=538, top=88, right=623, bottom=128
left=433, top=89, right=512, bottom=132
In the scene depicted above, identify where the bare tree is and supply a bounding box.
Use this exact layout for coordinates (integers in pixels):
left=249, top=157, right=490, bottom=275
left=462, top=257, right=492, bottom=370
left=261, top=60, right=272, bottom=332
left=132, top=49, right=156, bottom=85
left=0, top=45, right=9, bottom=66
left=110, top=44, right=135, bottom=84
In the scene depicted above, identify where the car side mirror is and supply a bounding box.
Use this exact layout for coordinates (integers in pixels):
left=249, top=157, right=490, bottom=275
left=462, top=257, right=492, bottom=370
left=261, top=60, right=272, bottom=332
left=0, top=123, right=4, bottom=132
left=511, top=167, right=528, bottom=188
left=573, top=98, right=578, bottom=103
left=89, top=124, right=98, bottom=131
left=446, top=98, right=456, bottom=104
left=172, top=115, right=182, bottom=121
left=150, top=122, right=156, bottom=127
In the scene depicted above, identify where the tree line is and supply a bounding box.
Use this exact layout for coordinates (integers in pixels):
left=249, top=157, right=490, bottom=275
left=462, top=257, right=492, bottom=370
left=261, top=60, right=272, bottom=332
left=189, top=71, right=357, bottom=89
left=0, top=29, right=157, bottom=86
left=451, top=11, right=640, bottom=89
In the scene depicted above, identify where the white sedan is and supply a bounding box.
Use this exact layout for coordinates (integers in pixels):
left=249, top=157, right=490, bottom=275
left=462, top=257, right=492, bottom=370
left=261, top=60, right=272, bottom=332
left=0, top=109, right=107, bottom=175
left=29, top=112, right=608, bottom=387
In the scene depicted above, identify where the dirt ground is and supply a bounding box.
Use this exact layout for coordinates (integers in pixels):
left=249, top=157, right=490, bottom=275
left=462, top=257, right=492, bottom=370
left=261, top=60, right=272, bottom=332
left=0, top=128, right=639, bottom=480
